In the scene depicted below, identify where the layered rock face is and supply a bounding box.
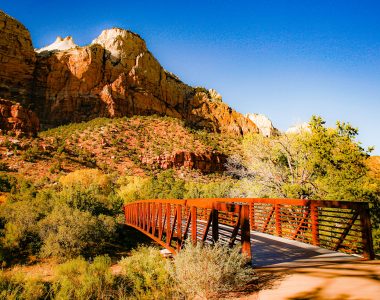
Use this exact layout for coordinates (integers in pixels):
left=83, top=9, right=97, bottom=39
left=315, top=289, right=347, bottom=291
left=0, top=11, right=36, bottom=104
left=142, top=150, right=227, bottom=173
left=0, top=11, right=259, bottom=136
left=0, top=98, right=40, bottom=136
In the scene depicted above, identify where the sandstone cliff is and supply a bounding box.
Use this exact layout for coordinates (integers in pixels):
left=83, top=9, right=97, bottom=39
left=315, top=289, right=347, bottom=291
left=0, top=11, right=258, bottom=136
left=246, top=113, right=278, bottom=137
left=0, top=98, right=40, bottom=136
left=0, top=11, right=36, bottom=104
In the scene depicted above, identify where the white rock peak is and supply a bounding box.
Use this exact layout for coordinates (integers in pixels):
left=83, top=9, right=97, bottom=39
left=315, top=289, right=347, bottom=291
left=91, top=28, right=146, bottom=59
left=36, top=36, right=78, bottom=53
left=246, top=113, right=276, bottom=137
left=286, top=122, right=311, bottom=134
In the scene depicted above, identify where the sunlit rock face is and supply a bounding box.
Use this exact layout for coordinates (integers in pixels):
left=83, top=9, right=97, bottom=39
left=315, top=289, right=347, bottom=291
left=246, top=113, right=278, bottom=137
left=0, top=11, right=259, bottom=136
left=36, top=36, right=78, bottom=53
left=0, top=98, right=40, bottom=136
left=0, top=11, right=36, bottom=104
left=286, top=122, right=311, bottom=134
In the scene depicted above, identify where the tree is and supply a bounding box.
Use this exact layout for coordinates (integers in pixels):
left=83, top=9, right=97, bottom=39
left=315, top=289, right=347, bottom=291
left=228, top=116, right=378, bottom=201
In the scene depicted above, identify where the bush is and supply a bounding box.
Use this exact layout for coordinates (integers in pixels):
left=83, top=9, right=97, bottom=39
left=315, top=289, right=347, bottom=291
left=119, top=246, right=175, bottom=299
left=38, top=205, right=116, bottom=259
left=52, top=255, right=116, bottom=300
left=59, top=169, right=111, bottom=191
left=184, top=180, right=234, bottom=198
left=0, top=271, right=47, bottom=300
left=171, top=242, right=255, bottom=299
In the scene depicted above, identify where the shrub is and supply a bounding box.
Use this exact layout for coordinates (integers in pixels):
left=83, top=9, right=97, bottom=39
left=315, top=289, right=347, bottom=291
left=117, top=176, right=152, bottom=203
left=59, top=169, right=111, bottom=191
left=0, top=271, right=47, bottom=300
left=119, top=246, right=175, bottom=299
left=0, top=162, right=10, bottom=171
left=184, top=180, right=234, bottom=198
left=0, top=174, right=17, bottom=192
left=38, top=205, right=116, bottom=259
left=52, top=255, right=116, bottom=300
left=171, top=242, right=255, bottom=299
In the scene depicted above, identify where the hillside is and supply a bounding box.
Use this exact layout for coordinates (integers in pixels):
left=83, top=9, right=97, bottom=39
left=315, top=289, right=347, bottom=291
left=0, top=115, right=242, bottom=182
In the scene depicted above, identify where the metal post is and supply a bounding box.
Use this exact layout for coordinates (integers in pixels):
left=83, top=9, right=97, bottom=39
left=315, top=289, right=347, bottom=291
left=158, top=203, right=163, bottom=239
left=191, top=206, right=197, bottom=244
left=359, top=203, right=375, bottom=260
left=275, top=204, right=282, bottom=237
left=177, top=204, right=182, bottom=250
left=311, top=203, right=319, bottom=246
left=166, top=204, right=171, bottom=246
left=212, top=209, right=219, bottom=242
left=240, top=205, right=252, bottom=260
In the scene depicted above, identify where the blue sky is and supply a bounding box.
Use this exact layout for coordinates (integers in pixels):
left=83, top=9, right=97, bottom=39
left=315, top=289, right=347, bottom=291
left=2, top=1, right=380, bottom=154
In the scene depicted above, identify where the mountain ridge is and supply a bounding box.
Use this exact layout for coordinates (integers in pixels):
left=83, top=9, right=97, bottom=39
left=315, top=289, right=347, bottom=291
left=0, top=10, right=259, bottom=136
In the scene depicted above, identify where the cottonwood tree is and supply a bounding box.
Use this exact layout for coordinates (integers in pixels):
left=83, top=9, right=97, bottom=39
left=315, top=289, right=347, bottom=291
left=227, top=116, right=377, bottom=201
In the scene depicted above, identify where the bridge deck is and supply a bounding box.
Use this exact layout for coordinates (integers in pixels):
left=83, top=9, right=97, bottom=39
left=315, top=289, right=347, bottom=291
left=252, top=231, right=360, bottom=268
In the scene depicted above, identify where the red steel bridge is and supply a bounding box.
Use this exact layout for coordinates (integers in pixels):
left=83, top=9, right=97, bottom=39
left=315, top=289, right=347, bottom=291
left=123, top=198, right=375, bottom=264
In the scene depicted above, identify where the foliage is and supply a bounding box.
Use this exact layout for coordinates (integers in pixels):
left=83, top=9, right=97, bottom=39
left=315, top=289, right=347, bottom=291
left=228, top=116, right=376, bottom=201
left=0, top=170, right=121, bottom=262
left=117, top=176, right=152, bottom=203
left=0, top=174, right=17, bottom=193
left=119, top=246, right=176, bottom=300
left=171, top=241, right=255, bottom=299
left=0, top=271, right=47, bottom=300
left=38, top=205, right=116, bottom=259
left=59, top=169, right=111, bottom=191
left=184, top=180, right=234, bottom=198
left=52, top=255, right=117, bottom=299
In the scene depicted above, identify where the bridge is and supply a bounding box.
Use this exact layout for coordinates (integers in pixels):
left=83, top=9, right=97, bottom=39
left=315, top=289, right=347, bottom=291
left=123, top=198, right=375, bottom=266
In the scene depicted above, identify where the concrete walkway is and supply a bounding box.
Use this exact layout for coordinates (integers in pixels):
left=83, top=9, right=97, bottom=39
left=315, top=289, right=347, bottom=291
left=251, top=231, right=360, bottom=268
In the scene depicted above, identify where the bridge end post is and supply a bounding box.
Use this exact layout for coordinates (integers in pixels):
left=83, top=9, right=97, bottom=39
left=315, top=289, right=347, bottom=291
left=359, top=203, right=375, bottom=260
left=240, top=205, right=252, bottom=260
left=311, top=203, right=320, bottom=246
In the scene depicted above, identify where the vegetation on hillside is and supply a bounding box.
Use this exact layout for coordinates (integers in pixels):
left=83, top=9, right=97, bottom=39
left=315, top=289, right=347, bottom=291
left=0, top=114, right=379, bottom=298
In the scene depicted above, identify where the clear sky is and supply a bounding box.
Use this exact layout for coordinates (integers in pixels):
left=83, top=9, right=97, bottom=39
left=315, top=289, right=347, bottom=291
left=2, top=1, right=380, bottom=154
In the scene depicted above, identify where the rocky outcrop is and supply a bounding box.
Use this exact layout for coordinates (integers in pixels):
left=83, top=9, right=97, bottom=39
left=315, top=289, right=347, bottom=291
left=36, top=36, right=78, bottom=53
left=142, top=151, right=227, bottom=173
left=0, top=11, right=259, bottom=136
left=286, top=122, right=311, bottom=134
left=246, top=113, right=278, bottom=137
left=0, top=11, right=36, bottom=104
left=0, top=98, right=40, bottom=136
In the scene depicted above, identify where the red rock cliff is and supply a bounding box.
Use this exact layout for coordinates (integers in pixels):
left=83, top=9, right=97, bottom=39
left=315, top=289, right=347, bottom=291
left=0, top=11, right=258, bottom=136
left=0, top=98, right=40, bottom=136
left=0, top=11, right=36, bottom=104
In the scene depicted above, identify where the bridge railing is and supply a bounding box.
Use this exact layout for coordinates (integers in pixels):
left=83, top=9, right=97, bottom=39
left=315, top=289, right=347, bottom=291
left=123, top=199, right=252, bottom=258
left=123, top=198, right=375, bottom=260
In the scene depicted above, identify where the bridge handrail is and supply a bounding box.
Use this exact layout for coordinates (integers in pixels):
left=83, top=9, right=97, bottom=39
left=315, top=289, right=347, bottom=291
left=123, top=198, right=374, bottom=260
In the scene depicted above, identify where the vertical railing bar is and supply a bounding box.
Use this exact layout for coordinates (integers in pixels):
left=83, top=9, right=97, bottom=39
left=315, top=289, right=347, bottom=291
left=191, top=206, right=197, bottom=244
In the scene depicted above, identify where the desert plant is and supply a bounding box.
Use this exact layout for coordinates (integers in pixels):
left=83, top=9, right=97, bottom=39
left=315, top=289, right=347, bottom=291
left=52, top=255, right=115, bottom=300
left=119, top=246, right=175, bottom=299
left=0, top=271, right=47, bottom=300
left=171, top=241, right=255, bottom=299
left=38, top=205, right=116, bottom=259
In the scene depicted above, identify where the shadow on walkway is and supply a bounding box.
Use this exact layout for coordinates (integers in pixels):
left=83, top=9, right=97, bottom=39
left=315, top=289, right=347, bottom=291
left=251, top=231, right=359, bottom=268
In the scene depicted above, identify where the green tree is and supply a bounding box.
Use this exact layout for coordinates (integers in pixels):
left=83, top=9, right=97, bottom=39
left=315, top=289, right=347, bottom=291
left=229, top=116, right=377, bottom=201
